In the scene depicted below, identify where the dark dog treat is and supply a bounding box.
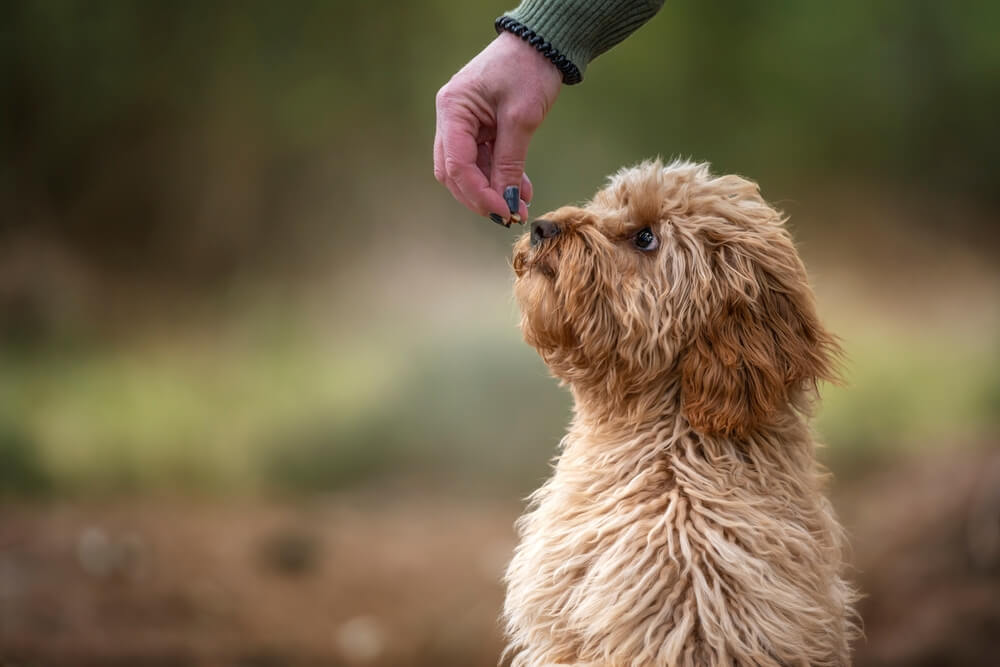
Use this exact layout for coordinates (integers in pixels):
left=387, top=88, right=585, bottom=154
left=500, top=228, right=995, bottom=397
left=489, top=213, right=510, bottom=228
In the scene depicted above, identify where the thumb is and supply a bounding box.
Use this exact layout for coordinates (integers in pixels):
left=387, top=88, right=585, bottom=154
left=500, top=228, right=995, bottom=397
left=491, top=118, right=534, bottom=221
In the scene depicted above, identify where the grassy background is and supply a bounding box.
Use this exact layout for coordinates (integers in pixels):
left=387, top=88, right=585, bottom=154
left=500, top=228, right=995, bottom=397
left=1, top=284, right=997, bottom=497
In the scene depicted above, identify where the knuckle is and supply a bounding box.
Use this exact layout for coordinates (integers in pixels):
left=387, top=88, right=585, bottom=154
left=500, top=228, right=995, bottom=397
left=493, top=156, right=526, bottom=177
left=435, top=84, right=459, bottom=110
left=443, top=155, right=465, bottom=178
left=502, top=102, right=544, bottom=129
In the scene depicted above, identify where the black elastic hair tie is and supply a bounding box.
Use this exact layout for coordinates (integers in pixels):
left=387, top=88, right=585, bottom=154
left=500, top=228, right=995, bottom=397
left=495, top=16, right=583, bottom=85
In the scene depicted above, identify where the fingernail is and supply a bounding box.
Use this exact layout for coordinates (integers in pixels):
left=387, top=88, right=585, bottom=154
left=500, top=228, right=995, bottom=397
left=489, top=213, right=509, bottom=228
left=503, top=186, right=520, bottom=215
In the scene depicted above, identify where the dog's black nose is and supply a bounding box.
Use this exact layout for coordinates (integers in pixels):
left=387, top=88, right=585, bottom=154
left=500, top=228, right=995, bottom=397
left=531, top=219, right=560, bottom=246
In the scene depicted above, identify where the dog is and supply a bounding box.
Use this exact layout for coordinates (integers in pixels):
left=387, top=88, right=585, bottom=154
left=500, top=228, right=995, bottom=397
left=505, top=160, right=857, bottom=666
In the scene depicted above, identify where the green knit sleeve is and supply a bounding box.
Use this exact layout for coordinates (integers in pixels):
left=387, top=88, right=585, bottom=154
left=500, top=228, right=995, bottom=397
left=497, top=0, right=665, bottom=84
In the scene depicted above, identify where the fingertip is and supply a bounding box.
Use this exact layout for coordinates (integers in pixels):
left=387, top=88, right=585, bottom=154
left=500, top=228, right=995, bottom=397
left=472, top=188, right=511, bottom=222
left=433, top=137, right=446, bottom=184
left=447, top=162, right=506, bottom=219
left=517, top=200, right=529, bottom=224
left=520, top=173, right=533, bottom=203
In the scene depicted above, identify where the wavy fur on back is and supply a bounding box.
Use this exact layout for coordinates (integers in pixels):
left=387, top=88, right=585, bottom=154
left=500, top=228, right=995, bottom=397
left=506, top=161, right=857, bottom=666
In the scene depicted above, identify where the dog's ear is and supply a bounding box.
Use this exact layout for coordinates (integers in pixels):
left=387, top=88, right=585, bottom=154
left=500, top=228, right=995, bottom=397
left=680, top=271, right=839, bottom=438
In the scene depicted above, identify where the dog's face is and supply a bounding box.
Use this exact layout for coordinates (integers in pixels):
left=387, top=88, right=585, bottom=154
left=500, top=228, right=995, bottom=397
left=512, top=161, right=839, bottom=437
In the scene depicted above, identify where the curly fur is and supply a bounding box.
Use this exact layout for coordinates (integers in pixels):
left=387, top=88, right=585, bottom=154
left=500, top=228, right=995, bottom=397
left=505, top=160, right=857, bottom=666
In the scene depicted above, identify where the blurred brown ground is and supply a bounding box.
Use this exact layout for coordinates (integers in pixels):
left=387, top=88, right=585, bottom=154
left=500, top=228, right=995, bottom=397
left=2, top=443, right=997, bottom=667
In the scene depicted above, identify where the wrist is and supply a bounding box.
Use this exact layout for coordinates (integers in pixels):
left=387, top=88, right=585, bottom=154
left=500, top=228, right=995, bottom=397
left=495, top=16, right=582, bottom=85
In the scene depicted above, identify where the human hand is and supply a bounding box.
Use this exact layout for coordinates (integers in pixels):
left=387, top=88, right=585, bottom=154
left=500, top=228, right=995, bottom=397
left=434, top=31, right=562, bottom=226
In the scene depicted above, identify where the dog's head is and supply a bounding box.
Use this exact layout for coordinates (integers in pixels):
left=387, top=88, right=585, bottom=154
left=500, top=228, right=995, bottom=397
left=512, top=160, right=839, bottom=437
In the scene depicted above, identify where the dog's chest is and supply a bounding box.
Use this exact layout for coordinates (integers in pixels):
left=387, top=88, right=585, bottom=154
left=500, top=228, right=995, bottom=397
left=503, top=433, right=852, bottom=667
left=505, top=444, right=685, bottom=635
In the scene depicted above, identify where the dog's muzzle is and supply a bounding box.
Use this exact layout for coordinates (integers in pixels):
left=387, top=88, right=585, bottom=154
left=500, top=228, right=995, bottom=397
left=530, top=219, right=560, bottom=247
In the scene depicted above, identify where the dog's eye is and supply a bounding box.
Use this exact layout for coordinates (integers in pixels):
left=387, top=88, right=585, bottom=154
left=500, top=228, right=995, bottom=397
left=633, top=227, right=659, bottom=251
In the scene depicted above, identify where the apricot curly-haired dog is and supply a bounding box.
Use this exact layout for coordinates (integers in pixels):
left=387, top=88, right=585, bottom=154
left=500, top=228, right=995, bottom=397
left=505, top=160, right=857, bottom=666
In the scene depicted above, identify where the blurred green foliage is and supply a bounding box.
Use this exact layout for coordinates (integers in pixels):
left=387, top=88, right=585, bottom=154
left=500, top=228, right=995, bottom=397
left=818, top=327, right=1000, bottom=471
left=0, top=302, right=996, bottom=495
left=0, top=307, right=572, bottom=495
left=0, top=422, right=50, bottom=496
left=3, top=1, right=998, bottom=282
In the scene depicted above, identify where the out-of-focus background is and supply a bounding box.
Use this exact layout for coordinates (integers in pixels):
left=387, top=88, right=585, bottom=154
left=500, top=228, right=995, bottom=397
left=1, top=1, right=998, bottom=665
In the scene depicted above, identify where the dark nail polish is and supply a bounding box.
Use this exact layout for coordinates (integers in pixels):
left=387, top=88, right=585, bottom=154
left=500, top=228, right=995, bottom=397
left=504, top=186, right=520, bottom=215
left=489, top=213, right=508, bottom=227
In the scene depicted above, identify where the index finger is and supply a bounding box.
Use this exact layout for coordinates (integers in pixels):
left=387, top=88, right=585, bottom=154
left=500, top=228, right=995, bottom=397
left=439, top=110, right=509, bottom=218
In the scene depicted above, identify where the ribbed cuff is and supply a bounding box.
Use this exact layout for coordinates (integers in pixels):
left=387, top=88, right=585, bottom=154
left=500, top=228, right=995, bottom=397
left=498, top=0, right=664, bottom=84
